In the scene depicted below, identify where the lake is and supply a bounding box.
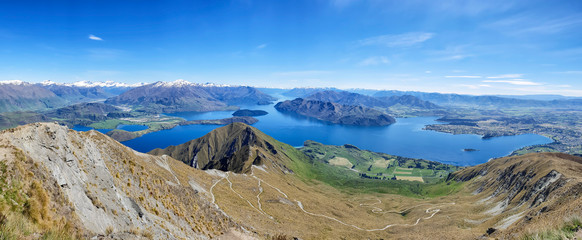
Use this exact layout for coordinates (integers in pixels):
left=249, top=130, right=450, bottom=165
left=113, top=102, right=552, bottom=166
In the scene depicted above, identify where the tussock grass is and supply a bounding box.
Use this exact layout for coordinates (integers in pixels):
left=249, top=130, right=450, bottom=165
left=0, top=148, right=79, bottom=239
left=523, top=216, right=582, bottom=240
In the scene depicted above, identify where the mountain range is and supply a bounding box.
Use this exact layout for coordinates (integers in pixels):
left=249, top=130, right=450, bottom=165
left=1, top=122, right=581, bottom=239
left=105, top=80, right=277, bottom=113
left=0, top=80, right=65, bottom=112
left=307, top=90, right=440, bottom=110
left=0, top=80, right=143, bottom=113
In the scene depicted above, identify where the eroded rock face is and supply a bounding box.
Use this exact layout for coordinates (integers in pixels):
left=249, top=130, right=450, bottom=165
left=449, top=153, right=582, bottom=237
left=0, top=122, right=243, bottom=239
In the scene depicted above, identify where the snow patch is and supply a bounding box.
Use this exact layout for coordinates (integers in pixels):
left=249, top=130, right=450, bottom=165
left=39, top=80, right=145, bottom=88
left=0, top=80, right=28, bottom=85
left=152, top=79, right=231, bottom=88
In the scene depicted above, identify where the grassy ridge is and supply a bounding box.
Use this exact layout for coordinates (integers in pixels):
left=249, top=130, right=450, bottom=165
left=276, top=140, right=463, bottom=198
left=300, top=140, right=459, bottom=183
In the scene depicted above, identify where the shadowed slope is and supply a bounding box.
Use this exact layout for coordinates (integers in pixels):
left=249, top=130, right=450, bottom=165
left=450, top=153, right=582, bottom=238
left=149, top=122, right=293, bottom=173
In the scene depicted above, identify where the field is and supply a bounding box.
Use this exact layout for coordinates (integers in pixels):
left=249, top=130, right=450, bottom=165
left=424, top=107, right=582, bottom=155
left=300, top=140, right=460, bottom=186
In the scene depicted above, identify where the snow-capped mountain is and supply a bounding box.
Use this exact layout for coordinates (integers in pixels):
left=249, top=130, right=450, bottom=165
left=0, top=80, right=30, bottom=86
left=105, top=79, right=276, bottom=113
left=0, top=80, right=65, bottom=112
left=151, top=79, right=231, bottom=88
left=40, top=80, right=146, bottom=88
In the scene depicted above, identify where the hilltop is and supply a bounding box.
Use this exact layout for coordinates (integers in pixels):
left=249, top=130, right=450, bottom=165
left=275, top=98, right=396, bottom=126
left=149, top=122, right=292, bottom=173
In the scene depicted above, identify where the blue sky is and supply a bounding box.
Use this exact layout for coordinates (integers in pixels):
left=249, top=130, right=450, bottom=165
left=1, top=0, right=582, bottom=95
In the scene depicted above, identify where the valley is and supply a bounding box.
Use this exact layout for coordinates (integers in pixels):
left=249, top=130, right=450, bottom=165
left=1, top=122, right=580, bottom=239
left=3, top=2, right=582, bottom=239
left=1, top=80, right=582, bottom=240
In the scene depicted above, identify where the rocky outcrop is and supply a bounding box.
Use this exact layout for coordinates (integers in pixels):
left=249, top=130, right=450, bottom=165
left=0, top=122, right=245, bottom=239
left=450, top=153, right=582, bottom=237
left=274, top=98, right=396, bottom=126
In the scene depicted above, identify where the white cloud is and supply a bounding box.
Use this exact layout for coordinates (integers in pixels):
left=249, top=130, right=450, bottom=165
left=358, top=32, right=434, bottom=47
left=482, top=79, right=542, bottom=86
left=273, top=70, right=332, bottom=76
left=445, top=75, right=482, bottom=78
left=439, top=54, right=471, bottom=61
left=256, top=43, right=267, bottom=49
left=551, top=71, right=582, bottom=74
left=89, top=34, right=103, bottom=41
left=359, top=56, right=390, bottom=66
left=425, top=70, right=432, bottom=74
left=487, top=74, right=523, bottom=79
left=491, top=14, right=582, bottom=35
left=430, top=45, right=472, bottom=61
left=457, top=84, right=491, bottom=89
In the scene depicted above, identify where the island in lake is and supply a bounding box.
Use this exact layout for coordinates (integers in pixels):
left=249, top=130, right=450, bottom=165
left=274, top=98, right=396, bottom=126
left=232, top=109, right=268, bottom=117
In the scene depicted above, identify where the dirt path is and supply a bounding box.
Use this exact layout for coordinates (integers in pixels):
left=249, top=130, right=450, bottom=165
left=210, top=166, right=454, bottom=232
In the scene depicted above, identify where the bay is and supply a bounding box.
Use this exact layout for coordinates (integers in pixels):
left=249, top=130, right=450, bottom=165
left=117, top=103, right=552, bottom=166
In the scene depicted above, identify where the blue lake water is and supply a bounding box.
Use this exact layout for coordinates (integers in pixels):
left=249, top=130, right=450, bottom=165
left=73, top=125, right=112, bottom=134
left=117, top=124, right=148, bottom=132
left=114, top=102, right=552, bottom=167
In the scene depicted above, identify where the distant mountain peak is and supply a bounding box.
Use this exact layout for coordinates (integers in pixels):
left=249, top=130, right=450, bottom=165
left=40, top=80, right=146, bottom=88
left=151, top=79, right=232, bottom=88
left=0, top=80, right=29, bottom=85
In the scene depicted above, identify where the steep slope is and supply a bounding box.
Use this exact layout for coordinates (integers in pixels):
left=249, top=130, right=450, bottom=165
left=39, top=80, right=142, bottom=96
left=105, top=80, right=229, bottom=113
left=38, top=82, right=111, bottom=102
left=204, top=86, right=276, bottom=105
left=308, top=90, right=439, bottom=109
left=281, top=87, right=341, bottom=98
left=149, top=122, right=292, bottom=174
left=449, top=153, right=582, bottom=238
left=274, top=98, right=396, bottom=126
left=0, top=80, right=65, bottom=112
left=45, top=102, right=122, bottom=124
left=0, top=123, right=250, bottom=239
left=105, top=80, right=276, bottom=113
left=307, top=90, right=390, bottom=108
left=305, top=91, right=441, bottom=117
left=377, top=95, right=440, bottom=109
left=0, top=111, right=50, bottom=130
